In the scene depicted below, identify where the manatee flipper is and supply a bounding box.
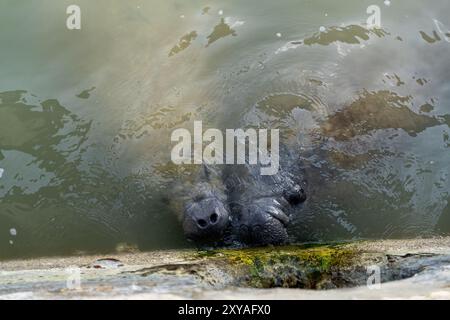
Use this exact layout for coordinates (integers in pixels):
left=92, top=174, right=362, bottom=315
left=265, top=200, right=290, bottom=226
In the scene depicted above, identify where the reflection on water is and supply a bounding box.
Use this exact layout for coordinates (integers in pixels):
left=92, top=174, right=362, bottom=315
left=206, top=18, right=237, bottom=47
left=0, top=90, right=186, bottom=258
left=321, top=90, right=441, bottom=140
left=169, top=31, right=198, bottom=57
left=0, top=0, right=450, bottom=259
left=303, top=25, right=388, bottom=46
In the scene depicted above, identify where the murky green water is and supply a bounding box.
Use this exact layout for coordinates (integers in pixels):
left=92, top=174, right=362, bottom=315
left=0, top=0, right=449, bottom=259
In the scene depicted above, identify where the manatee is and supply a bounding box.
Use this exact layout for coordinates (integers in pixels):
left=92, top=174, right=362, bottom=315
left=171, top=143, right=307, bottom=247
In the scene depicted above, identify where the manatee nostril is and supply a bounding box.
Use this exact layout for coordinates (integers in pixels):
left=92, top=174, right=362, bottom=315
left=197, top=219, right=208, bottom=228
left=210, top=213, right=219, bottom=224
left=284, top=186, right=307, bottom=205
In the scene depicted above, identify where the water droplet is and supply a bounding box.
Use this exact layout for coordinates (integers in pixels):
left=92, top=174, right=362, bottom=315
left=9, top=240, right=13, bottom=245
left=319, top=26, right=326, bottom=32
left=10, top=228, right=17, bottom=236
left=384, top=0, right=391, bottom=6
left=276, top=32, right=282, bottom=38
left=218, top=10, right=224, bottom=16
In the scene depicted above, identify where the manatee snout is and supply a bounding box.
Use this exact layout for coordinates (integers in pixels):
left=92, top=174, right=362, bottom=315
left=235, top=198, right=291, bottom=246
left=182, top=196, right=230, bottom=242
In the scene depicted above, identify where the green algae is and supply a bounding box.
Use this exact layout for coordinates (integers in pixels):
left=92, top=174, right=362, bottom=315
left=198, top=244, right=358, bottom=289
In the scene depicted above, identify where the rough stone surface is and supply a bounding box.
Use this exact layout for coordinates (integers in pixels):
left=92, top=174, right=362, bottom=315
left=1, top=237, right=450, bottom=299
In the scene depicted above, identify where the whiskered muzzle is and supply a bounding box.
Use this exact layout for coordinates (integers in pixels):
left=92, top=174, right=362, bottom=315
left=182, top=197, right=230, bottom=242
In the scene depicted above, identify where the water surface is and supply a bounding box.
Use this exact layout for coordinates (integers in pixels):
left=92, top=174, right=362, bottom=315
left=1, top=0, right=450, bottom=259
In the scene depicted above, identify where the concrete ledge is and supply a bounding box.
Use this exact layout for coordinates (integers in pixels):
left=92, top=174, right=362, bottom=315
left=1, top=237, right=450, bottom=299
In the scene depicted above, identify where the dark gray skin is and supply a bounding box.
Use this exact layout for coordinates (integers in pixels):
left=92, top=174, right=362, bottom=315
left=176, top=165, right=231, bottom=244
left=182, top=182, right=230, bottom=243
left=180, top=151, right=307, bottom=247
left=224, top=160, right=307, bottom=246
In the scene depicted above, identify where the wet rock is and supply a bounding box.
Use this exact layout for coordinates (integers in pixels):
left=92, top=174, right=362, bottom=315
left=0, top=238, right=449, bottom=299
left=89, top=258, right=124, bottom=269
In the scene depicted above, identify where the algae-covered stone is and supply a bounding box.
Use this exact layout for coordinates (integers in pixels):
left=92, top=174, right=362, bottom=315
left=199, top=244, right=358, bottom=289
